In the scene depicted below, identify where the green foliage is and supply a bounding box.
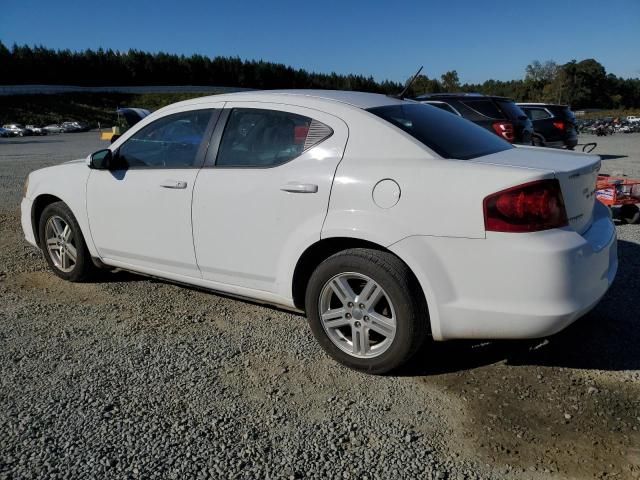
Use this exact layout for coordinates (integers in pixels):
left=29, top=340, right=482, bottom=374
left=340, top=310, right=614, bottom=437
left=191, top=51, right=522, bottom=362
left=407, top=59, right=640, bottom=109
left=2, top=42, right=640, bottom=117
left=0, top=42, right=402, bottom=93
left=440, top=70, right=460, bottom=92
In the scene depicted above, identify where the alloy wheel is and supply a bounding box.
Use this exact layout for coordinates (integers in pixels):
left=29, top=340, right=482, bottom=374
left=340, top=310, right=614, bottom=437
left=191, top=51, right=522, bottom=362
left=318, top=272, right=396, bottom=358
left=45, top=215, right=77, bottom=273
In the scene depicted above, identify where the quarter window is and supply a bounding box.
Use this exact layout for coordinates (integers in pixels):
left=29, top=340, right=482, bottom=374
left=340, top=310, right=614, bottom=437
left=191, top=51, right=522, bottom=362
left=115, top=110, right=213, bottom=169
left=216, top=108, right=333, bottom=167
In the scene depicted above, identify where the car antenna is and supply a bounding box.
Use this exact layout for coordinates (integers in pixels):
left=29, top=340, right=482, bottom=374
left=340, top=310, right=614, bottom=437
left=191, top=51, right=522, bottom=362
left=391, top=66, right=423, bottom=99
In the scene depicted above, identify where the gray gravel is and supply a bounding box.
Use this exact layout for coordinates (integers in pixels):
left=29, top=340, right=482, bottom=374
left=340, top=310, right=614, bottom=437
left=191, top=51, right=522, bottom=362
left=1, top=132, right=639, bottom=480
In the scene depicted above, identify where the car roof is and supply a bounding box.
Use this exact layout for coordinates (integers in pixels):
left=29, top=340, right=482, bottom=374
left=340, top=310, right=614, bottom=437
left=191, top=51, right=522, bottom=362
left=415, top=93, right=514, bottom=101
left=164, top=89, right=410, bottom=111
left=517, top=102, right=569, bottom=108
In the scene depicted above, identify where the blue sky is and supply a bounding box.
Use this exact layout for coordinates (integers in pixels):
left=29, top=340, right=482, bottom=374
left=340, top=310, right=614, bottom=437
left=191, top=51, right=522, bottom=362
left=1, top=0, right=639, bottom=84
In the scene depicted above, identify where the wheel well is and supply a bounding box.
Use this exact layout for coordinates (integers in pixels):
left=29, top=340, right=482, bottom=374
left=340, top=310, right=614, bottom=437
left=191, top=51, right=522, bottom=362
left=291, top=237, right=425, bottom=313
left=31, top=194, right=63, bottom=247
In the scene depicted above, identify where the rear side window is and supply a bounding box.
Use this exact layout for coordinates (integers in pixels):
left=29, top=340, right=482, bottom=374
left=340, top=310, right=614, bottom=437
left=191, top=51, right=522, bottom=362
left=216, top=108, right=333, bottom=167
left=462, top=99, right=504, bottom=119
left=368, top=104, right=513, bottom=160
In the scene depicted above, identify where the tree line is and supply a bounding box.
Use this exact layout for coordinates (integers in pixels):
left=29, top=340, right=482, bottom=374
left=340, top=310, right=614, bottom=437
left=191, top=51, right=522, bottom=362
left=1, top=42, right=639, bottom=109
left=0, top=42, right=401, bottom=94
left=410, top=60, right=640, bottom=109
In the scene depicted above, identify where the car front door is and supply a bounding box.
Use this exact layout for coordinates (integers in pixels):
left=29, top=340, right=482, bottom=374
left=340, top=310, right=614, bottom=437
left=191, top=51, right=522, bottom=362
left=191, top=103, right=348, bottom=298
left=86, top=107, right=219, bottom=278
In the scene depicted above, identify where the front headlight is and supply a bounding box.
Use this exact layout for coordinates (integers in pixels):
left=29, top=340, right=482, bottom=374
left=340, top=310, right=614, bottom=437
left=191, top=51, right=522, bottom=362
left=23, top=175, right=29, bottom=198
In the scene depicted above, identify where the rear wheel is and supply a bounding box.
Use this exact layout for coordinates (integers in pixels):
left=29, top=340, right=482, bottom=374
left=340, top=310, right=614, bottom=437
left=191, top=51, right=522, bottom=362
left=531, top=135, right=544, bottom=147
left=305, top=248, right=428, bottom=374
left=620, top=204, right=640, bottom=224
left=38, top=202, right=96, bottom=282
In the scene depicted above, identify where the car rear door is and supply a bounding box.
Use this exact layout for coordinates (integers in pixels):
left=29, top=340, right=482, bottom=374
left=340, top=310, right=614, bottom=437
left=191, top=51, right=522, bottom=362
left=86, top=107, right=220, bottom=278
left=191, top=102, right=348, bottom=297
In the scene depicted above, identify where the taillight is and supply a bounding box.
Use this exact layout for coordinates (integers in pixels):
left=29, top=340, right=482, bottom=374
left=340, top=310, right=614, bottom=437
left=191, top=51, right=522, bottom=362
left=553, top=120, right=565, bottom=131
left=492, top=121, right=515, bottom=142
left=483, top=179, right=568, bottom=233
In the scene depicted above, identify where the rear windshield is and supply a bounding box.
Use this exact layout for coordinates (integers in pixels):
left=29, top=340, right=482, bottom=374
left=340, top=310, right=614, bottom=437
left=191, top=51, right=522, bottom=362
left=495, top=99, right=528, bottom=120
left=367, top=104, right=513, bottom=160
left=562, top=107, right=576, bottom=123
left=462, top=99, right=503, bottom=119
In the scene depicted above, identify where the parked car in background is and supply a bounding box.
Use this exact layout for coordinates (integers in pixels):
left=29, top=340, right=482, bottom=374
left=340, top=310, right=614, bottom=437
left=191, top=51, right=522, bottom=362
left=44, top=124, right=65, bottom=134
left=517, top=103, right=578, bottom=149
left=25, top=125, right=48, bottom=136
left=21, top=90, right=617, bottom=374
left=0, top=127, right=12, bottom=137
left=62, top=121, right=90, bottom=133
left=415, top=94, right=533, bottom=145
left=3, top=124, right=27, bottom=136
left=626, top=115, right=640, bottom=124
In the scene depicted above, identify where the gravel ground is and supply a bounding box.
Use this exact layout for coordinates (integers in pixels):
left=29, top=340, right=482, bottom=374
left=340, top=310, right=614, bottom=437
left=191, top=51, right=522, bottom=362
left=1, top=132, right=639, bottom=480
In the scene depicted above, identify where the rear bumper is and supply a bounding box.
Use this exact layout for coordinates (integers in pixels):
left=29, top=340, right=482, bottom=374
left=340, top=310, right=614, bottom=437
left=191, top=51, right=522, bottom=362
left=390, top=201, right=617, bottom=341
left=21, top=196, right=38, bottom=248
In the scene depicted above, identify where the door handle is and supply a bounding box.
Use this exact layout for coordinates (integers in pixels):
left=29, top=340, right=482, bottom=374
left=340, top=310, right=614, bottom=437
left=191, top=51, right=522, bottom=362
left=160, top=180, right=187, bottom=189
left=280, top=182, right=318, bottom=193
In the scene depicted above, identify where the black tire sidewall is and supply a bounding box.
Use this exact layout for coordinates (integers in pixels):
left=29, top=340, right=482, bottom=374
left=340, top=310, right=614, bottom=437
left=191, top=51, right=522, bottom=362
left=621, top=204, right=640, bottom=224
left=305, top=251, right=424, bottom=374
left=38, top=202, right=92, bottom=282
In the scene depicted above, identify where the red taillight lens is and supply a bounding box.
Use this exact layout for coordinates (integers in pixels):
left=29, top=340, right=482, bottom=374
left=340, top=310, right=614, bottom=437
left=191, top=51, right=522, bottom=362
left=492, top=121, right=515, bottom=142
left=294, top=125, right=309, bottom=144
left=553, top=120, right=565, bottom=131
left=483, top=179, right=569, bottom=233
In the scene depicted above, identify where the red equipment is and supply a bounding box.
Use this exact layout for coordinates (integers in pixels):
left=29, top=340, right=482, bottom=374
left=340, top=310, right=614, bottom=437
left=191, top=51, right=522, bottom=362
left=596, top=175, right=640, bottom=224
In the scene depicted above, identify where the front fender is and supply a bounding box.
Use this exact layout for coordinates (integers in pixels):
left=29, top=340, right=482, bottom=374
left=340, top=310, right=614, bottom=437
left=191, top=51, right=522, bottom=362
left=26, top=162, right=99, bottom=258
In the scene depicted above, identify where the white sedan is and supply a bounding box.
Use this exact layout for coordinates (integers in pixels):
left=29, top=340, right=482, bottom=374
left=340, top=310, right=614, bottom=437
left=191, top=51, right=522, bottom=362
left=21, top=90, right=617, bottom=373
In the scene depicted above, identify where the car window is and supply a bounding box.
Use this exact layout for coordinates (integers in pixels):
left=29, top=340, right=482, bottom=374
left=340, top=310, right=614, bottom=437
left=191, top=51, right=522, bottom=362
left=461, top=99, right=504, bottom=119
left=115, top=110, right=213, bottom=169
left=425, top=102, right=459, bottom=115
left=215, top=108, right=333, bottom=167
left=525, top=108, right=552, bottom=121
left=368, top=104, right=513, bottom=160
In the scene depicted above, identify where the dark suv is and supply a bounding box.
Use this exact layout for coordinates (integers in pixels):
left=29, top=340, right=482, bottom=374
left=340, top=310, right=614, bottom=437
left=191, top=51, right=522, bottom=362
left=517, top=103, right=578, bottom=149
left=414, top=94, right=533, bottom=145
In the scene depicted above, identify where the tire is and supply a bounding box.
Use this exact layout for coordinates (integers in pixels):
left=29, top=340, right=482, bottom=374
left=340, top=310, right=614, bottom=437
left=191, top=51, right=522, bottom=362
left=531, top=135, right=544, bottom=147
left=38, top=201, right=96, bottom=282
left=620, top=204, right=640, bottom=224
left=305, top=248, right=429, bottom=374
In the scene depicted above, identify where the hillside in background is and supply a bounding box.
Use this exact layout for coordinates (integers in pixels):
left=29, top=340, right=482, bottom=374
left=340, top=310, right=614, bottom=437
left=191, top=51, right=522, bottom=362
left=0, top=92, right=210, bottom=126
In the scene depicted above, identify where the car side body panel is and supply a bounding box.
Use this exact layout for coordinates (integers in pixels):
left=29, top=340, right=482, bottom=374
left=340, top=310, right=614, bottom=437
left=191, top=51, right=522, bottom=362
left=23, top=160, right=99, bottom=257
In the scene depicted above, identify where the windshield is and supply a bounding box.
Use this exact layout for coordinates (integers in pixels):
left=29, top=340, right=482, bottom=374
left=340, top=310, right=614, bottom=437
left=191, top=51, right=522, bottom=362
left=367, top=104, right=513, bottom=160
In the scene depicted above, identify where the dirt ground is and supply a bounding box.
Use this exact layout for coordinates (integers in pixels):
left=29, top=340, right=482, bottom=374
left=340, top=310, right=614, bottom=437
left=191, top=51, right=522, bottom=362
left=1, top=131, right=639, bottom=479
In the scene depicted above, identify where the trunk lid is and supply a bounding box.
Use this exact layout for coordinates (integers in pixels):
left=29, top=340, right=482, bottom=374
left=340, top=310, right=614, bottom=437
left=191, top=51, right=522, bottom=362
left=472, top=146, right=601, bottom=234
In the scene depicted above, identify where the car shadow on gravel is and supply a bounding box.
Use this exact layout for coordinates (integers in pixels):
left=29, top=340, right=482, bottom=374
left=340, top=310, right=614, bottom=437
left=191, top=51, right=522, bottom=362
left=399, top=239, right=640, bottom=376
left=599, top=154, right=629, bottom=160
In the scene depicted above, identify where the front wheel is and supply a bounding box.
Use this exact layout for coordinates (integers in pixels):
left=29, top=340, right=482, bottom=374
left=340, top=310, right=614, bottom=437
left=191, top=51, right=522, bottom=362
left=305, top=248, right=429, bottom=374
left=38, top=201, right=97, bottom=282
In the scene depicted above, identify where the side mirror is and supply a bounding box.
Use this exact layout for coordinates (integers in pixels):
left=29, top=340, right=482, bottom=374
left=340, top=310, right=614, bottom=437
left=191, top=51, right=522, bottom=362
left=90, top=149, right=112, bottom=170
